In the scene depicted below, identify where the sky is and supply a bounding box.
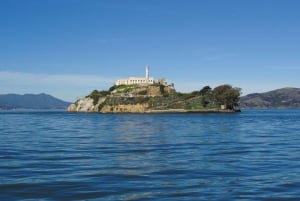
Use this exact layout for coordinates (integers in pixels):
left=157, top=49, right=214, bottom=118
left=1, top=0, right=300, bottom=102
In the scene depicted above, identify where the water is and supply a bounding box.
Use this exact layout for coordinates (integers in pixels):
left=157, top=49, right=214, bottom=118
left=1, top=110, right=300, bottom=200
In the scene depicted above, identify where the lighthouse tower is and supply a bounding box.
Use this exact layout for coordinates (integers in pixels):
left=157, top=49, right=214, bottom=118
left=145, top=65, right=149, bottom=83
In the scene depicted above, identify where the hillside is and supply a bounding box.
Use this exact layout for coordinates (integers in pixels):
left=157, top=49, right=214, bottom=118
left=240, top=87, right=300, bottom=109
left=68, top=84, right=241, bottom=113
left=0, top=93, right=70, bottom=109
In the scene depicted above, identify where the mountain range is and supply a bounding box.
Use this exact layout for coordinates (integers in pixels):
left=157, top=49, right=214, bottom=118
left=240, top=87, right=300, bottom=109
left=0, top=93, right=70, bottom=109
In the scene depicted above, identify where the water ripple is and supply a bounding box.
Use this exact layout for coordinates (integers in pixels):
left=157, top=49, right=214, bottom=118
left=1, top=110, right=300, bottom=200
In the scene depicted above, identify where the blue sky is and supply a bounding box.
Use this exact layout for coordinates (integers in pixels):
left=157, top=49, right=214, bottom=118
left=1, top=0, right=300, bottom=101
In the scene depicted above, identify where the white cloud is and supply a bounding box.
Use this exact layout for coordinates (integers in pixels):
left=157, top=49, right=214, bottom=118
left=0, top=71, right=117, bottom=102
left=0, top=71, right=115, bottom=86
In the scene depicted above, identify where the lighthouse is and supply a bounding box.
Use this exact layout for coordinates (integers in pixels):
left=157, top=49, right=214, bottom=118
left=146, top=65, right=149, bottom=83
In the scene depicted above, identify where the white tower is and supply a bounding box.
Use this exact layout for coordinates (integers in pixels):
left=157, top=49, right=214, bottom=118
left=145, top=65, right=149, bottom=83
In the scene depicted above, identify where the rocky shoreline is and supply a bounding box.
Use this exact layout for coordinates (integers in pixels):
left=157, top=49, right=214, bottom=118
left=145, top=109, right=239, bottom=113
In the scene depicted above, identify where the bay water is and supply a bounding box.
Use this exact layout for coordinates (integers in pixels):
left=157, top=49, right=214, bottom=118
left=1, top=110, right=300, bottom=200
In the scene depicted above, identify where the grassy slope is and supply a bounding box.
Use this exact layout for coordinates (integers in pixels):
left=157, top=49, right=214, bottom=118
left=86, top=85, right=218, bottom=111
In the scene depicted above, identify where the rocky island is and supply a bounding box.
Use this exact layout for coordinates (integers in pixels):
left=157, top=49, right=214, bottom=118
left=67, top=66, right=241, bottom=113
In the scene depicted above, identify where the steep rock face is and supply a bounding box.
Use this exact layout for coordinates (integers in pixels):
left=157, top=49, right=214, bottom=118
left=67, top=96, right=149, bottom=113
left=67, top=97, right=106, bottom=112
left=67, top=97, right=95, bottom=112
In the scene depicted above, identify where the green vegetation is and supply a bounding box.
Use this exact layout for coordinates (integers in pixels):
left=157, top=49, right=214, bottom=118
left=86, top=84, right=241, bottom=111
left=109, top=84, right=137, bottom=92
left=156, top=84, right=240, bottom=110
left=86, top=90, right=110, bottom=105
left=213, top=85, right=241, bottom=110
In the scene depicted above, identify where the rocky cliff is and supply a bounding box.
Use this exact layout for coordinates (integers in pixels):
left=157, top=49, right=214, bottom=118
left=67, top=97, right=106, bottom=112
left=67, top=97, right=150, bottom=113
left=67, top=84, right=175, bottom=113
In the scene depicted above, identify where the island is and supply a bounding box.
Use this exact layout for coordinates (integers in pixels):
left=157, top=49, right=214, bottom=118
left=67, top=66, right=241, bottom=113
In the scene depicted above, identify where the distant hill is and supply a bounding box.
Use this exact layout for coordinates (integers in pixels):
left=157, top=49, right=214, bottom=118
left=0, top=93, right=70, bottom=109
left=240, top=87, right=300, bottom=109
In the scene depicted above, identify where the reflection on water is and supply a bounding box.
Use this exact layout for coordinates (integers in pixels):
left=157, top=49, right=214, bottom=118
left=1, top=110, right=300, bottom=200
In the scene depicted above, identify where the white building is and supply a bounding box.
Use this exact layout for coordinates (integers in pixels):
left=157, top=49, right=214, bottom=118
left=115, top=66, right=154, bottom=86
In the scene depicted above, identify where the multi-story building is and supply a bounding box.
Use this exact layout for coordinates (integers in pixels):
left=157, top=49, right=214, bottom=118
left=115, top=66, right=154, bottom=86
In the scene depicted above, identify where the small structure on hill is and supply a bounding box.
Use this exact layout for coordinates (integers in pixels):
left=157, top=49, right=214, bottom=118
left=115, top=65, right=154, bottom=86
left=157, top=78, right=168, bottom=86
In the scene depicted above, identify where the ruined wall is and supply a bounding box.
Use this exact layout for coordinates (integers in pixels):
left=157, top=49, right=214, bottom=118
left=100, top=103, right=149, bottom=113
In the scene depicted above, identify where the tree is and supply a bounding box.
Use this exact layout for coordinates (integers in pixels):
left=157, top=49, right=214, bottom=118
left=199, top=86, right=213, bottom=107
left=109, top=85, right=117, bottom=92
left=200, top=86, right=212, bottom=96
left=213, top=84, right=241, bottom=110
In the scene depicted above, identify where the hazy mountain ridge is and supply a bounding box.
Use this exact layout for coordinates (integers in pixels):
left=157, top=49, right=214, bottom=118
left=0, top=93, right=70, bottom=109
left=240, top=87, right=300, bottom=109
